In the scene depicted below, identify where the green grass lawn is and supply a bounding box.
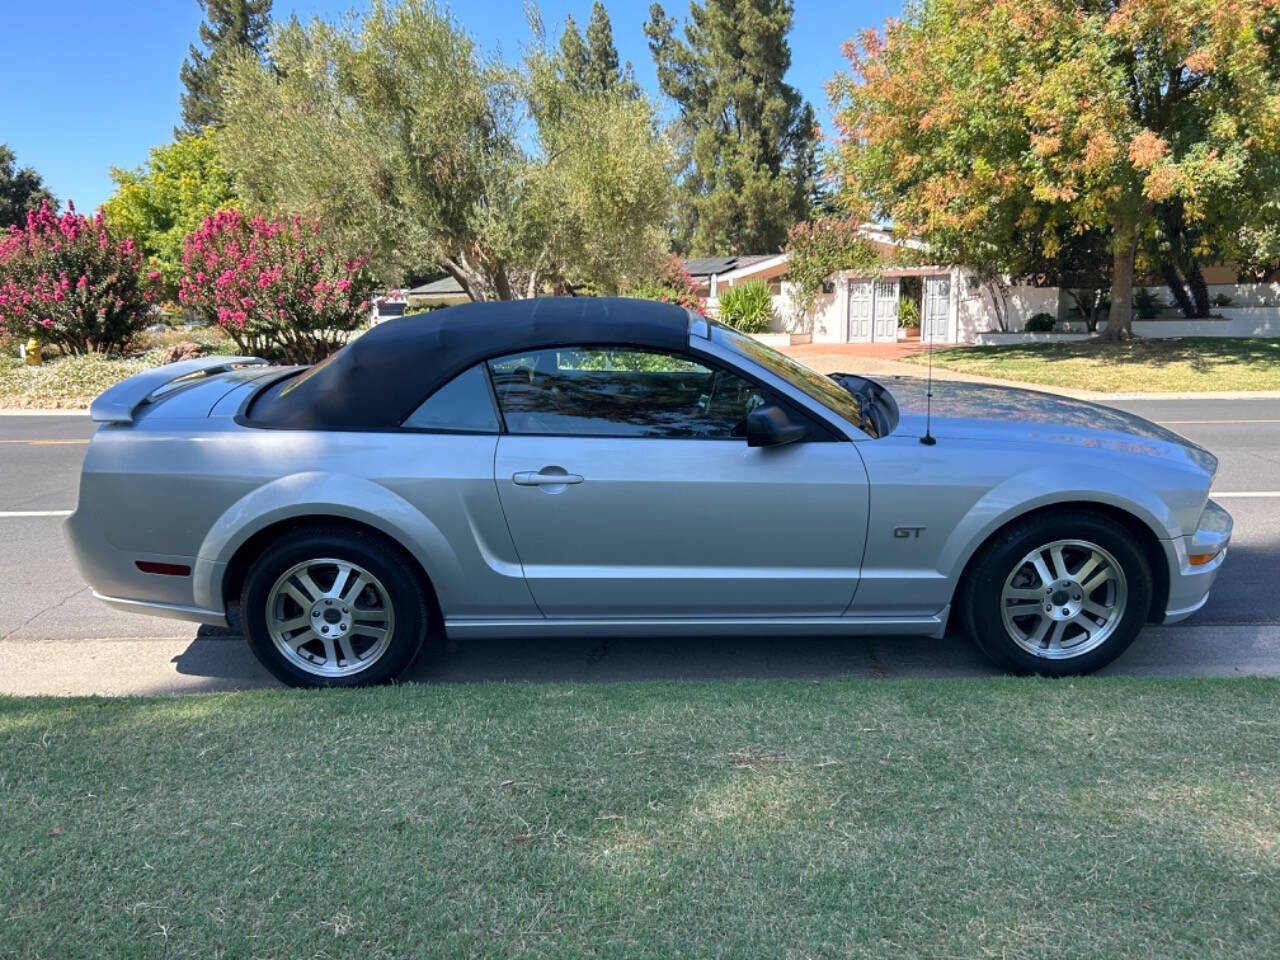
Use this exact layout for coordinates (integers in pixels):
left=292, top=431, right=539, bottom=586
left=3, top=677, right=1278, bottom=958
left=901, top=337, right=1280, bottom=392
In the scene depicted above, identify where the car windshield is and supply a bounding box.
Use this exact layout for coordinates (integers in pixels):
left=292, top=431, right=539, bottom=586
left=715, top=324, right=863, bottom=427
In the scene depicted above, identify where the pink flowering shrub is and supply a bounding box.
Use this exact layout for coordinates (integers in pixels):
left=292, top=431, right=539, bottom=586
left=179, top=209, right=374, bottom=364
left=0, top=201, right=158, bottom=355
left=624, top=254, right=705, bottom=311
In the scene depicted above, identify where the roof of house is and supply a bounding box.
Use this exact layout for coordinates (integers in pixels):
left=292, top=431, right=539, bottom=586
left=681, top=255, right=778, bottom=279
left=407, top=276, right=466, bottom=297
left=246, top=297, right=696, bottom=430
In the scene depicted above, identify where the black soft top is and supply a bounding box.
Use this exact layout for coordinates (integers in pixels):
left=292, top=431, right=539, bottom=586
left=247, top=296, right=699, bottom=429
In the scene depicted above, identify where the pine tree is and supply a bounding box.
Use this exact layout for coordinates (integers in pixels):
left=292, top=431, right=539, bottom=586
left=645, top=0, right=816, bottom=254
left=179, top=0, right=274, bottom=133
left=558, top=3, right=637, bottom=96
left=558, top=14, right=590, bottom=89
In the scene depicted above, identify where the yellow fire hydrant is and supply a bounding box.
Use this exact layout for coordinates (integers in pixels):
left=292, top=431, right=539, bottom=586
left=24, top=338, right=42, bottom=366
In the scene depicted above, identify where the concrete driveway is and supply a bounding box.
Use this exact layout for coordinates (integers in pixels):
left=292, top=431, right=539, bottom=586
left=1, top=395, right=1277, bottom=695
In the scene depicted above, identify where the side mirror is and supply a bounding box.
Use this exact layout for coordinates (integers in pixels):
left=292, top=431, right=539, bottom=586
left=746, top=404, right=809, bottom=448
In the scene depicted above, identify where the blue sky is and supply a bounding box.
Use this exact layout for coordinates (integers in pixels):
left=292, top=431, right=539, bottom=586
left=0, top=0, right=900, bottom=212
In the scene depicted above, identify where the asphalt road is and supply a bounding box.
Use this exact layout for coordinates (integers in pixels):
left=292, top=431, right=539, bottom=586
left=1, top=396, right=1276, bottom=694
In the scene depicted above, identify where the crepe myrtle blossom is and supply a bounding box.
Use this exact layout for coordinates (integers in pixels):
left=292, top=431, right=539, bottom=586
left=0, top=201, right=158, bottom=355
left=179, top=209, right=375, bottom=364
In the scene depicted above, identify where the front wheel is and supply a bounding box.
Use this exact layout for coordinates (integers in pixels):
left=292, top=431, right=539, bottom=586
left=241, top=527, right=430, bottom=687
left=961, top=511, right=1153, bottom=676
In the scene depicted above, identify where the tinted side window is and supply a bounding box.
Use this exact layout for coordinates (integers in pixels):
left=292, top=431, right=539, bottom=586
left=402, top=364, right=499, bottom=432
left=487, top=347, right=769, bottom=438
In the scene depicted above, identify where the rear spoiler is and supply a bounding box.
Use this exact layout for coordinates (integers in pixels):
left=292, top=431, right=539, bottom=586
left=90, top=356, right=268, bottom=424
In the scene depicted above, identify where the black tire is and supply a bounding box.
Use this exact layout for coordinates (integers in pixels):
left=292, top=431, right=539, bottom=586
left=959, top=510, right=1153, bottom=676
left=241, top=526, right=431, bottom=688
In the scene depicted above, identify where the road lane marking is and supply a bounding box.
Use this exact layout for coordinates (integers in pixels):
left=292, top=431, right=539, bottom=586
left=0, top=439, right=89, bottom=445
left=0, top=510, right=72, bottom=517
left=1161, top=419, right=1280, bottom=425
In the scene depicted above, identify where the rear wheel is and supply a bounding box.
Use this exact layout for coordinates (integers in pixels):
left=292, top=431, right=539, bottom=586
left=961, top=511, right=1152, bottom=676
left=241, top=527, right=429, bottom=687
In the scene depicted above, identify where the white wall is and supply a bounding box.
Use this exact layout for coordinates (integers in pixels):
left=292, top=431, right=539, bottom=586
left=1132, top=310, right=1280, bottom=337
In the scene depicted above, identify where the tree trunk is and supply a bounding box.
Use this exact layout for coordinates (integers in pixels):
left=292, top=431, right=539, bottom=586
left=1103, top=224, right=1139, bottom=340
left=1187, top=262, right=1210, bottom=317
left=1161, top=262, right=1195, bottom=318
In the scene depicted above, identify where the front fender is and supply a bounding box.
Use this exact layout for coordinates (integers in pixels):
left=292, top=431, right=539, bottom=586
left=192, top=471, right=463, bottom=613
left=937, top=464, right=1177, bottom=584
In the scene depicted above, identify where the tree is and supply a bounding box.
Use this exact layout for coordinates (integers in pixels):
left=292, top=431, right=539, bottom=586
left=0, top=202, right=158, bottom=355
left=559, top=5, right=638, bottom=96
left=218, top=0, right=673, bottom=300
left=834, top=0, right=1280, bottom=339
left=102, top=130, right=239, bottom=299
left=783, top=218, right=880, bottom=323
left=645, top=0, right=818, bottom=255
left=178, top=208, right=374, bottom=362
left=179, top=0, right=273, bottom=133
left=0, top=145, right=56, bottom=230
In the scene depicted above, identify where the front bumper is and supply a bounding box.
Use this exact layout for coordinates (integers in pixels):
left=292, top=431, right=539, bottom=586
left=1159, top=499, right=1232, bottom=624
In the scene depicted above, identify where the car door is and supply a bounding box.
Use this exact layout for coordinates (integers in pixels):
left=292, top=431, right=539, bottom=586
left=488, top=345, right=870, bottom=619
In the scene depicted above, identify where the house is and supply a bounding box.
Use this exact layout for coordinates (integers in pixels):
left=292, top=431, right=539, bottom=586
left=684, top=226, right=1059, bottom=345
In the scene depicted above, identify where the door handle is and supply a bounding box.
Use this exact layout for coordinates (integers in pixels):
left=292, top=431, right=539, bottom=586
left=512, top=468, right=584, bottom=486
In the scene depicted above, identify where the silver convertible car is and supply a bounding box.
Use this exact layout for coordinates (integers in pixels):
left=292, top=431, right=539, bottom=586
left=66, top=298, right=1231, bottom=686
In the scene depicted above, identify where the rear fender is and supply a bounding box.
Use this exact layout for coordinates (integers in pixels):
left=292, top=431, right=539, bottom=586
left=192, top=472, right=461, bottom=614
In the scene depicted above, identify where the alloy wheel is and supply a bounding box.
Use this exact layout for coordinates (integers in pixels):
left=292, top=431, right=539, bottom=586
left=999, top=539, right=1128, bottom=660
left=266, top=558, right=395, bottom=677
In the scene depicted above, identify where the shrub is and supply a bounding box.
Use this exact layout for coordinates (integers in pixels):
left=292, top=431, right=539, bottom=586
left=718, top=279, right=776, bottom=334
left=178, top=209, right=375, bottom=364
left=898, top=298, right=921, bottom=328
left=1024, top=312, right=1055, bottom=332
left=1211, top=292, right=1234, bottom=307
left=0, top=201, right=159, bottom=355
left=1133, top=287, right=1165, bottom=319
left=624, top=254, right=704, bottom=311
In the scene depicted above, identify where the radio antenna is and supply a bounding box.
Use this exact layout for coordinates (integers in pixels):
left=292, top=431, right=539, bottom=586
left=920, top=289, right=936, bottom=446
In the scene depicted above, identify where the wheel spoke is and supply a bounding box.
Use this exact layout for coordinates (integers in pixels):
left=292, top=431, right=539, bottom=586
left=295, top=571, right=324, bottom=603
left=1030, top=554, right=1054, bottom=588
left=353, top=606, right=389, bottom=623
left=276, top=615, right=310, bottom=633
left=338, top=635, right=357, bottom=665
left=1070, top=614, right=1096, bottom=638
left=1046, top=620, right=1068, bottom=650
left=1028, top=615, right=1052, bottom=647
left=281, top=583, right=312, bottom=611
left=288, top=629, right=318, bottom=651
left=1082, top=599, right=1111, bottom=619
left=1073, top=552, right=1102, bottom=585
left=1081, top=567, right=1114, bottom=595
left=354, top=625, right=388, bottom=643
left=1004, top=588, right=1043, bottom=601
left=1049, top=545, right=1069, bottom=581
left=341, top=573, right=369, bottom=605
left=327, top=563, right=354, bottom=600
left=1005, top=602, right=1044, bottom=618
left=320, top=634, right=337, bottom=666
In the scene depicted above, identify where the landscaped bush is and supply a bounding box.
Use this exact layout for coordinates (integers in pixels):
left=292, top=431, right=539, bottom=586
left=1211, top=292, right=1235, bottom=308
left=717, top=279, right=776, bottom=333
left=178, top=209, right=375, bottom=364
left=1024, top=312, right=1055, bottom=332
left=0, top=201, right=159, bottom=355
left=624, top=254, right=704, bottom=310
left=1133, top=287, right=1166, bottom=319
left=898, top=297, right=921, bottom=329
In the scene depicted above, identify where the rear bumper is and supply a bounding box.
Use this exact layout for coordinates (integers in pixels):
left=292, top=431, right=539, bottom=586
left=65, top=510, right=229, bottom=627
left=1159, top=499, right=1232, bottom=625
left=91, top=591, right=228, bottom=627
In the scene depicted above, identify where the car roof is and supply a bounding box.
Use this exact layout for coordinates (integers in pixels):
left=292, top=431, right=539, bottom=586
left=248, top=297, right=700, bottom=429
